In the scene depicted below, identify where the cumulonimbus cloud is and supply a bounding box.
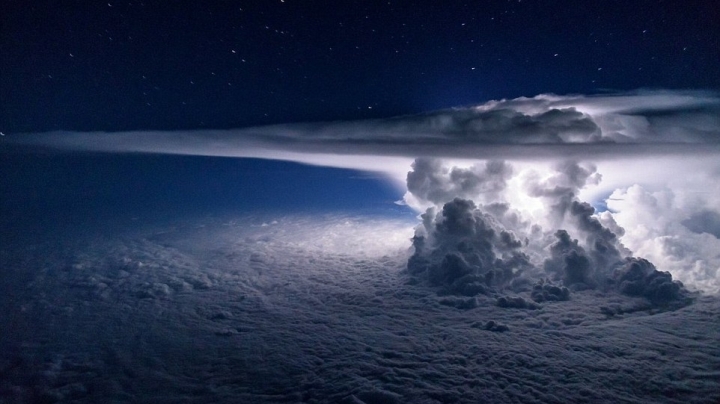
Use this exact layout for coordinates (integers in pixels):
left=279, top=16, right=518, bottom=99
left=404, top=158, right=698, bottom=304
left=4, top=89, right=720, bottom=295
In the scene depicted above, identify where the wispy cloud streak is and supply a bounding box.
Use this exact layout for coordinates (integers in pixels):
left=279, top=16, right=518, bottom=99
left=6, top=90, right=720, bottom=161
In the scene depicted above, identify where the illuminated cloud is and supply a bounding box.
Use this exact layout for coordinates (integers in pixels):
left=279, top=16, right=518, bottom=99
left=6, top=90, right=720, bottom=164
left=607, top=185, right=720, bottom=293
left=401, top=156, right=717, bottom=298
left=5, top=90, right=719, bottom=295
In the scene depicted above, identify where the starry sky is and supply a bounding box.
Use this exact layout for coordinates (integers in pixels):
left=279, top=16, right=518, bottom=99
left=2, top=0, right=719, bottom=134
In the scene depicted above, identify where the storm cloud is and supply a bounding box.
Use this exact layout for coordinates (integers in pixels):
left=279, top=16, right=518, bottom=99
left=6, top=90, right=720, bottom=163
left=403, top=157, right=693, bottom=306
left=407, top=197, right=532, bottom=295
left=406, top=158, right=513, bottom=207
left=4, top=89, right=718, bottom=296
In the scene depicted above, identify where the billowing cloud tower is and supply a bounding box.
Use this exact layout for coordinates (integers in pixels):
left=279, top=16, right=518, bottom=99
left=404, top=158, right=691, bottom=308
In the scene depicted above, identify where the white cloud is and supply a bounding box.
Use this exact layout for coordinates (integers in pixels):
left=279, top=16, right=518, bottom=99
left=6, top=90, right=720, bottom=163
left=401, top=156, right=720, bottom=295
left=607, top=184, right=720, bottom=293
left=7, top=90, right=719, bottom=203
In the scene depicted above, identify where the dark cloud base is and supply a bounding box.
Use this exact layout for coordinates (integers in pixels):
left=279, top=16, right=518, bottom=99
left=682, top=210, right=720, bottom=240
left=2, top=215, right=719, bottom=404
left=407, top=198, right=691, bottom=307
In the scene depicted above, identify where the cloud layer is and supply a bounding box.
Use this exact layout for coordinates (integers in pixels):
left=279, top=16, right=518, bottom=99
left=6, top=90, right=720, bottom=163
left=2, top=213, right=719, bottom=403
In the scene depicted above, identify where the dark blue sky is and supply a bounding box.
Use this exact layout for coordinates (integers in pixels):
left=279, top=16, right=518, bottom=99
left=2, top=0, right=718, bottom=133
left=0, top=150, right=413, bottom=240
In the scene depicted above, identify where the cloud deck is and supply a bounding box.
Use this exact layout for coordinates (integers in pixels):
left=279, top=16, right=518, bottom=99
left=6, top=90, right=720, bottom=160
left=2, top=214, right=719, bottom=403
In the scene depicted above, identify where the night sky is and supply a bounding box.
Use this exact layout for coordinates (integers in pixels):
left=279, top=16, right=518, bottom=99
left=2, top=0, right=719, bottom=133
